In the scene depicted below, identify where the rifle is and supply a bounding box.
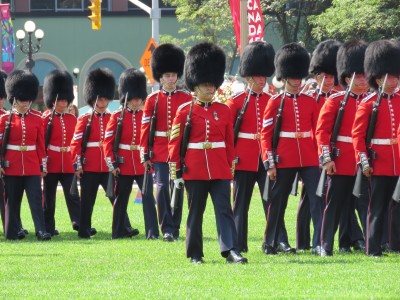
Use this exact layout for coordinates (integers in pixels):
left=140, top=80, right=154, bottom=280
left=0, top=102, right=14, bottom=168
left=290, top=172, right=299, bottom=196
left=171, top=100, right=194, bottom=210
left=44, top=95, right=58, bottom=149
left=148, top=92, right=159, bottom=159
left=70, top=97, right=98, bottom=196
left=233, top=84, right=254, bottom=146
left=106, top=94, right=128, bottom=198
left=353, top=74, right=388, bottom=197
left=262, top=87, right=286, bottom=202
left=316, top=73, right=355, bottom=197
left=315, top=76, right=326, bottom=104
left=392, top=177, right=400, bottom=203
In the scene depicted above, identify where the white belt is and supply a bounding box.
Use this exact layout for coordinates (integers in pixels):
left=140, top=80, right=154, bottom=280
left=371, top=138, right=398, bottom=145
left=238, top=132, right=261, bottom=140
left=6, top=144, right=36, bottom=151
left=187, top=141, right=226, bottom=150
left=155, top=130, right=170, bottom=137
left=119, top=144, right=140, bottom=151
left=279, top=131, right=311, bottom=138
left=48, top=144, right=70, bottom=152
left=86, top=142, right=102, bottom=147
left=336, top=135, right=352, bottom=143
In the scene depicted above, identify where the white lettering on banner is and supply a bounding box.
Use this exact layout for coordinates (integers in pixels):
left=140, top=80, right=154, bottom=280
left=247, top=0, right=264, bottom=41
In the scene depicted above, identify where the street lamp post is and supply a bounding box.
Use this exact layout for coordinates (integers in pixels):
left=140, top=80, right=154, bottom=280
left=15, top=21, right=44, bottom=72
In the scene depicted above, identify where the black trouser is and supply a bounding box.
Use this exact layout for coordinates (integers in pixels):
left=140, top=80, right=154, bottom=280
left=265, top=167, right=323, bottom=249
left=296, top=185, right=312, bottom=250
left=233, top=159, right=288, bottom=251
left=185, top=180, right=238, bottom=259
left=78, top=172, right=131, bottom=238
left=112, top=174, right=159, bottom=239
left=4, top=176, right=46, bottom=239
left=43, top=173, right=80, bottom=234
left=321, top=175, right=355, bottom=252
left=366, top=176, right=398, bottom=256
left=153, top=162, right=181, bottom=237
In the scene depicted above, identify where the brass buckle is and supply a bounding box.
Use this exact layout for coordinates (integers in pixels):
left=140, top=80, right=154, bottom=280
left=391, top=138, right=398, bottom=145
left=19, top=146, right=27, bottom=151
left=253, top=133, right=260, bottom=140
left=60, top=147, right=68, bottom=152
left=296, top=132, right=304, bottom=138
left=130, top=145, right=139, bottom=150
left=203, top=142, right=212, bottom=149
left=99, top=140, right=103, bottom=147
left=166, top=130, right=171, bottom=137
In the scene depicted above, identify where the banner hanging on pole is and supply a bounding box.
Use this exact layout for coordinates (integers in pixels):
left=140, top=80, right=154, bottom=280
left=0, top=4, right=14, bottom=74
left=229, top=0, right=264, bottom=50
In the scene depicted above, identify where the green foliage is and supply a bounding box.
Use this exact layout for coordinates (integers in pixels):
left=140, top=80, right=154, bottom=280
left=309, top=0, right=400, bottom=42
left=1, top=189, right=400, bottom=298
left=162, top=0, right=238, bottom=73
left=261, top=0, right=332, bottom=50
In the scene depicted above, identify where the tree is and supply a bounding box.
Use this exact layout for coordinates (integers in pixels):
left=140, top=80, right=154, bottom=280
left=261, top=0, right=332, bottom=50
left=161, top=0, right=238, bottom=74
left=309, top=0, right=400, bottom=42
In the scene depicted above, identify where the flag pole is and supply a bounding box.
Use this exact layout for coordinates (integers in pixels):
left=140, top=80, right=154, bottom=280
left=240, top=0, right=248, bottom=56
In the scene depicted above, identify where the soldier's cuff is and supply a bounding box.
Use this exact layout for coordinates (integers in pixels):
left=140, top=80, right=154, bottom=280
left=265, top=151, right=275, bottom=169
left=140, top=147, right=150, bottom=163
left=41, top=157, right=48, bottom=173
left=319, top=145, right=332, bottom=166
left=105, top=157, right=118, bottom=172
left=74, top=155, right=82, bottom=171
left=231, top=160, right=235, bottom=176
left=358, top=152, right=370, bottom=171
left=169, top=162, right=182, bottom=179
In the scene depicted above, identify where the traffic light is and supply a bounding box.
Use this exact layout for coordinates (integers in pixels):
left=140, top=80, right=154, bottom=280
left=88, top=0, right=101, bottom=30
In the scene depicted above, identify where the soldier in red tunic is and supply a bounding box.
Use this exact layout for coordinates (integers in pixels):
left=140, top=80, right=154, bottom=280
left=140, top=44, right=192, bottom=241
left=169, top=42, right=247, bottom=264
left=0, top=70, right=51, bottom=240
left=226, top=41, right=292, bottom=253
left=316, top=40, right=369, bottom=256
left=104, top=68, right=159, bottom=239
left=352, top=40, right=400, bottom=256
left=42, top=70, right=81, bottom=236
left=71, top=68, right=135, bottom=239
left=261, top=43, right=323, bottom=255
left=295, top=40, right=341, bottom=251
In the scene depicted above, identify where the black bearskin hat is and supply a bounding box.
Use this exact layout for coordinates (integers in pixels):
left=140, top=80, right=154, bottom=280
left=309, top=39, right=341, bottom=77
left=83, top=68, right=115, bottom=106
left=0, top=70, right=7, bottom=99
left=274, top=42, right=310, bottom=80
left=43, top=70, right=74, bottom=109
left=337, top=40, right=367, bottom=88
left=364, top=40, right=400, bottom=90
left=6, top=69, right=39, bottom=105
left=151, top=43, right=185, bottom=82
left=184, top=42, right=226, bottom=91
left=239, top=41, right=275, bottom=77
left=118, top=68, right=148, bottom=104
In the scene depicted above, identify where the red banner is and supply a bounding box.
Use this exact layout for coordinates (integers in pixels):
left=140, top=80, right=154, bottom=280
left=229, top=0, right=264, bottom=50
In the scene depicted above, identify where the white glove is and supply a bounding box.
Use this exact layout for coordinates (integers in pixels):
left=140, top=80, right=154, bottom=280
left=174, top=178, right=184, bottom=189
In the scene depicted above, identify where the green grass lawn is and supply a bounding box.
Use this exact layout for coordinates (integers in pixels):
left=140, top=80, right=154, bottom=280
left=0, top=187, right=399, bottom=299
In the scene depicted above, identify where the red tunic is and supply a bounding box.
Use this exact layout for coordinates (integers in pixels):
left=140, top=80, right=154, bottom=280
left=42, top=111, right=76, bottom=174
left=0, top=109, right=46, bottom=176
left=260, top=92, right=319, bottom=168
left=168, top=100, right=235, bottom=180
left=140, top=89, right=192, bottom=162
left=352, top=92, right=400, bottom=176
left=316, top=91, right=365, bottom=175
left=226, top=90, right=269, bottom=172
left=70, top=111, right=110, bottom=173
left=306, top=89, right=338, bottom=114
left=103, top=108, right=145, bottom=176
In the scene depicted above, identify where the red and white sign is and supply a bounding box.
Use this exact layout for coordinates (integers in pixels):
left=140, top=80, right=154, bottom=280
left=229, top=0, right=264, bottom=49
